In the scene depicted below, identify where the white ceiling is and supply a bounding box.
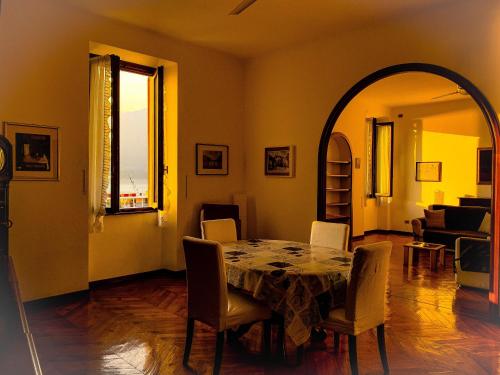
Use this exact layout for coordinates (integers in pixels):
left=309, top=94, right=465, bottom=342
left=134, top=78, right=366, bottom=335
left=65, top=0, right=454, bottom=58
left=68, top=1, right=470, bottom=107
left=356, top=72, right=472, bottom=107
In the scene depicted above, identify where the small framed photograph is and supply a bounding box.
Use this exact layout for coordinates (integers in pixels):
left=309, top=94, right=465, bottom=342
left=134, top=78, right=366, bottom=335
left=477, top=147, right=492, bottom=185
left=416, top=161, right=441, bottom=182
left=3, top=122, right=59, bottom=181
left=196, top=143, right=228, bottom=175
left=265, top=146, right=295, bottom=177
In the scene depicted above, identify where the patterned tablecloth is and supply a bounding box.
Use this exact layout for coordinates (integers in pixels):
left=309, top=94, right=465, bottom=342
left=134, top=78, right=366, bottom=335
left=222, top=239, right=351, bottom=346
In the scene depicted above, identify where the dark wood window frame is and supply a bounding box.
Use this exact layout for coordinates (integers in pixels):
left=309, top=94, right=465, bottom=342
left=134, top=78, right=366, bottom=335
left=101, top=55, right=164, bottom=215
left=369, top=119, right=394, bottom=198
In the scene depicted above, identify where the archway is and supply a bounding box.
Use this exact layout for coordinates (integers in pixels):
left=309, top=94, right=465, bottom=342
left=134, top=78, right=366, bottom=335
left=317, top=63, right=500, bottom=313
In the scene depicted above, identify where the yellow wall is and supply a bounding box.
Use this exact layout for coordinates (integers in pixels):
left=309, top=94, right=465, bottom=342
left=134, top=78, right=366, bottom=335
left=89, top=213, right=162, bottom=281
left=244, top=0, right=500, bottom=242
left=0, top=0, right=245, bottom=300
left=387, top=99, right=492, bottom=232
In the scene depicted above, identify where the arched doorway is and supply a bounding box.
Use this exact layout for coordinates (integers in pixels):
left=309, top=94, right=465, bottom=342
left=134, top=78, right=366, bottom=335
left=317, top=63, right=500, bottom=312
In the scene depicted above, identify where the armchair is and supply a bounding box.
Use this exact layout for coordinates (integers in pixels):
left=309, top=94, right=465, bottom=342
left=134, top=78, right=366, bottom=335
left=455, top=237, right=490, bottom=290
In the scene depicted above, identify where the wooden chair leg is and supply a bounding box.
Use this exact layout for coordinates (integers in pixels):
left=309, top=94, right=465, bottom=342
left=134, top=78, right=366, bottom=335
left=296, top=344, right=304, bottom=366
left=377, top=324, right=390, bottom=374
left=183, top=318, right=194, bottom=367
left=213, top=331, right=225, bottom=375
left=348, top=335, right=358, bottom=375
left=333, top=331, right=340, bottom=353
left=263, top=320, right=271, bottom=359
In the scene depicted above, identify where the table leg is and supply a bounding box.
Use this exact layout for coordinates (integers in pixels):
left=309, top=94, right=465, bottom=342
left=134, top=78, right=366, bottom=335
left=407, top=247, right=413, bottom=275
left=430, top=250, right=438, bottom=271
left=440, top=248, right=445, bottom=269
left=404, top=246, right=409, bottom=266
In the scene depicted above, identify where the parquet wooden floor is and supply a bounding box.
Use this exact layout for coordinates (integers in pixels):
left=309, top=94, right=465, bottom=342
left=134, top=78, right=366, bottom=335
left=25, top=234, right=500, bottom=374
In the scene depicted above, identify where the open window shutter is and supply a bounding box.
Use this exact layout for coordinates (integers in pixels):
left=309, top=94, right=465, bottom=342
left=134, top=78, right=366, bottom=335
left=154, top=66, right=165, bottom=210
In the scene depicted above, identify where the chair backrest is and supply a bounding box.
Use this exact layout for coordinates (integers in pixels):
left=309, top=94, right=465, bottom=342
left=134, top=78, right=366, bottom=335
left=345, top=241, right=392, bottom=326
left=182, top=236, right=228, bottom=330
left=200, top=204, right=241, bottom=239
left=310, top=220, right=350, bottom=253
left=201, top=219, right=238, bottom=243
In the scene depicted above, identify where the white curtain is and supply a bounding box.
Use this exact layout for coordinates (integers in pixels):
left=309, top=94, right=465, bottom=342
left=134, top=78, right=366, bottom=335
left=375, top=125, right=391, bottom=197
left=365, top=118, right=373, bottom=197
left=89, top=56, right=112, bottom=233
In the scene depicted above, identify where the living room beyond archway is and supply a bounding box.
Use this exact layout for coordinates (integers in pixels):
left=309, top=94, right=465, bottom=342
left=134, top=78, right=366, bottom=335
left=317, top=64, right=500, bottom=316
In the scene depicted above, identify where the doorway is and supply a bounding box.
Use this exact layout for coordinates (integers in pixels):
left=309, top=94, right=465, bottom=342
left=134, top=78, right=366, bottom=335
left=317, top=63, right=499, bottom=315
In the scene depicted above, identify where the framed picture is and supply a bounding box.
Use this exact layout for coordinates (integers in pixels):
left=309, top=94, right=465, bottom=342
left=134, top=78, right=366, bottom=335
left=3, top=122, right=59, bottom=181
left=196, top=143, right=228, bottom=175
left=416, top=161, right=441, bottom=182
left=265, top=146, right=295, bottom=177
left=477, top=147, right=492, bottom=185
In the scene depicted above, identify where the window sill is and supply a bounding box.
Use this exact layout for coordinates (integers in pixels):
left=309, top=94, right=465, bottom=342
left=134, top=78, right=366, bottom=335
left=105, top=208, right=158, bottom=216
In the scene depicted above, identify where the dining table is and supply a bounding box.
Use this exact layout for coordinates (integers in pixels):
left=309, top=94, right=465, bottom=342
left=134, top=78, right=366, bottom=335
left=221, top=239, right=352, bottom=346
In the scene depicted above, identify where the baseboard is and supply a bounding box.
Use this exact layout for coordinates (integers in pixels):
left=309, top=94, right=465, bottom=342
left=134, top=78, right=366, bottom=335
left=24, top=289, right=90, bottom=310
left=24, top=269, right=187, bottom=308
left=89, top=268, right=185, bottom=289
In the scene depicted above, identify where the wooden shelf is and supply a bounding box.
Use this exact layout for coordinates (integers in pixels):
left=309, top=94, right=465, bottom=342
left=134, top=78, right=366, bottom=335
left=327, top=160, right=351, bottom=164
left=325, top=133, right=352, bottom=246
left=326, top=214, right=350, bottom=220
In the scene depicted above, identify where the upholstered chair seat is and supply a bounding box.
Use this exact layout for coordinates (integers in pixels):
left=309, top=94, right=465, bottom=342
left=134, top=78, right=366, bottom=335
left=201, top=218, right=238, bottom=243
left=182, top=236, right=271, bottom=375
left=322, top=241, right=392, bottom=375
left=225, top=291, right=271, bottom=329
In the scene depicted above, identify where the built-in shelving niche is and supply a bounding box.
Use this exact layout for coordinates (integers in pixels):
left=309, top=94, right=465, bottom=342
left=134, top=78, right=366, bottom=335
left=325, top=133, right=353, bottom=232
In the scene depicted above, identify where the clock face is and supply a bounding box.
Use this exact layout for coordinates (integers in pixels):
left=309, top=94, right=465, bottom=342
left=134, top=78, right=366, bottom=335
left=0, top=148, right=5, bottom=172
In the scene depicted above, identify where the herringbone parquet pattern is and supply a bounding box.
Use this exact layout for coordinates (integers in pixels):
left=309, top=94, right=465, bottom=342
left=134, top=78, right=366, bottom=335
left=26, top=234, right=500, bottom=374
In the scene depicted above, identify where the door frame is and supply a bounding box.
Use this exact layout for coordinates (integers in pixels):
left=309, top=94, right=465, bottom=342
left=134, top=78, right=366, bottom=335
left=317, top=63, right=500, bottom=312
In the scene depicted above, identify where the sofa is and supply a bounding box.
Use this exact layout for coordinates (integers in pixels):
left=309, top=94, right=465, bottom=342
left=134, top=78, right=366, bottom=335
left=411, top=204, right=490, bottom=250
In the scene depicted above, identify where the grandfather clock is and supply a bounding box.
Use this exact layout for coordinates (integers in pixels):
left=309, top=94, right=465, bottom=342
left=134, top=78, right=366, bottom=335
left=0, top=135, right=42, bottom=374
left=0, top=135, right=13, bottom=257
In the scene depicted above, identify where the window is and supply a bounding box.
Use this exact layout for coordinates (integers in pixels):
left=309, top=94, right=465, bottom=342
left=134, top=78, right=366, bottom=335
left=105, top=56, right=164, bottom=213
left=366, top=119, right=394, bottom=197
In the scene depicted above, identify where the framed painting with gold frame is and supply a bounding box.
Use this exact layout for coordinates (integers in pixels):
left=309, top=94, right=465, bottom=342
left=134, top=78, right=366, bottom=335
left=416, top=161, right=441, bottom=182
left=3, top=122, right=59, bottom=181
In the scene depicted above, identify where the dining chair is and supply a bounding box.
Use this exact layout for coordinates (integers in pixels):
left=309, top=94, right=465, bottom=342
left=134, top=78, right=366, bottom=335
left=200, top=203, right=242, bottom=239
left=321, top=241, right=392, bottom=375
left=201, top=218, right=238, bottom=243
left=310, top=220, right=350, bottom=254
left=182, top=236, right=272, bottom=375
